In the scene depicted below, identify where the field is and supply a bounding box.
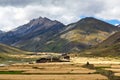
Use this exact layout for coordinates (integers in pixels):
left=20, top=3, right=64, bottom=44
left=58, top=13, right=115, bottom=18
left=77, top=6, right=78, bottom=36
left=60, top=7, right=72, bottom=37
left=0, top=57, right=120, bottom=80
left=0, top=62, right=107, bottom=80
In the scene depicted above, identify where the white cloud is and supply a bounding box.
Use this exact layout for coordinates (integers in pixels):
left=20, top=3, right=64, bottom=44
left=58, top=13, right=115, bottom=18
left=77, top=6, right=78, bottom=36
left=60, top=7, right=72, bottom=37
left=0, top=0, right=120, bottom=31
left=95, top=0, right=120, bottom=20
left=0, top=6, right=28, bottom=31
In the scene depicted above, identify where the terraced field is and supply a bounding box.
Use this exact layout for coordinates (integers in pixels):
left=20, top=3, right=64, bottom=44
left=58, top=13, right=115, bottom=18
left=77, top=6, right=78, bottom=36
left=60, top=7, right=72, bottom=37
left=0, top=62, right=108, bottom=80
left=0, top=57, right=120, bottom=80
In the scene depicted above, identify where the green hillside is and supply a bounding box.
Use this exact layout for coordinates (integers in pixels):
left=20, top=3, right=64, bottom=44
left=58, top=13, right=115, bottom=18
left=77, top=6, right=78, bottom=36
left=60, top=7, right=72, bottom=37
left=0, top=43, right=31, bottom=63
left=0, top=43, right=27, bottom=54
left=79, top=31, right=120, bottom=57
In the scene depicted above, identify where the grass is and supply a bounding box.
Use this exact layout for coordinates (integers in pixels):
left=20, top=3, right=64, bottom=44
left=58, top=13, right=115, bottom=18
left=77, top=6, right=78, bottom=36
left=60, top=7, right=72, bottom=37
left=0, top=71, right=24, bottom=74
left=79, top=45, right=120, bottom=57
left=0, top=43, right=28, bottom=54
left=0, top=70, right=92, bottom=75
left=40, top=27, right=111, bottom=53
left=95, top=66, right=111, bottom=69
left=94, top=68, right=115, bottom=80
left=78, top=41, right=120, bottom=58
left=60, top=29, right=108, bottom=44
left=0, top=43, right=35, bottom=64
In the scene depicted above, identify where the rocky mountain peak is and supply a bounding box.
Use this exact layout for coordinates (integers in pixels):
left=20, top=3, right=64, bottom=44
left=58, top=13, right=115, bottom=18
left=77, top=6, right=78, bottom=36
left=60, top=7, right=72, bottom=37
left=29, top=17, right=50, bottom=25
left=0, top=16, right=65, bottom=45
left=30, top=17, right=54, bottom=23
left=28, top=17, right=63, bottom=27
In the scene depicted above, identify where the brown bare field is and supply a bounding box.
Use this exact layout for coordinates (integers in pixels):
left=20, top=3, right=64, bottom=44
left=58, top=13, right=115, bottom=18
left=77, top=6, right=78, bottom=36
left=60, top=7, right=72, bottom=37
left=1, top=57, right=120, bottom=80
left=0, top=62, right=108, bottom=80
left=0, top=74, right=107, bottom=80
left=71, top=57, right=120, bottom=64
left=104, top=65, right=120, bottom=78
left=72, top=57, right=120, bottom=79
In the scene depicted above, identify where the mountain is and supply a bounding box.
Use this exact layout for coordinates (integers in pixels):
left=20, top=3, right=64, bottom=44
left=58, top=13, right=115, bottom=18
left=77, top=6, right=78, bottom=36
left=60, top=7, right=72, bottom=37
left=80, top=31, right=120, bottom=57
left=0, top=17, right=65, bottom=45
left=0, top=17, right=119, bottom=53
left=37, top=17, right=119, bottom=53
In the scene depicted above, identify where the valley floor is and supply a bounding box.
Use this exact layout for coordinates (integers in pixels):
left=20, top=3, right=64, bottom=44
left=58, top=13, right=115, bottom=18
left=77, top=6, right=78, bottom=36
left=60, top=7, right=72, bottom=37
left=0, top=57, right=120, bottom=80
left=0, top=62, right=107, bottom=80
left=71, top=57, right=120, bottom=64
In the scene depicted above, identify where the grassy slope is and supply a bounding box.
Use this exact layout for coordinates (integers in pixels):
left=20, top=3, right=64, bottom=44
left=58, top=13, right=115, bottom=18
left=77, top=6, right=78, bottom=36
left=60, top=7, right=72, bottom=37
left=0, top=43, right=27, bottom=54
left=0, top=43, right=31, bottom=62
left=79, top=44, right=120, bottom=57
left=42, top=29, right=108, bottom=53
left=79, top=31, right=120, bottom=57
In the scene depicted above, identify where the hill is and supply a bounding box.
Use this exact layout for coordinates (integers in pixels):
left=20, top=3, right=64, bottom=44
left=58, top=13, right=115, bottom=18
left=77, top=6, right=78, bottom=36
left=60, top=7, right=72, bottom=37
left=0, top=43, right=27, bottom=54
left=79, top=31, right=120, bottom=57
left=0, top=43, right=29, bottom=62
left=99, top=31, right=120, bottom=46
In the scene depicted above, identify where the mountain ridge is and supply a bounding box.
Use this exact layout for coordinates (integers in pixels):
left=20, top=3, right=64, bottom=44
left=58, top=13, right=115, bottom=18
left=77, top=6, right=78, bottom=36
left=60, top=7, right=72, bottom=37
left=0, top=17, right=65, bottom=45
left=42, top=17, right=119, bottom=53
left=0, top=17, right=119, bottom=53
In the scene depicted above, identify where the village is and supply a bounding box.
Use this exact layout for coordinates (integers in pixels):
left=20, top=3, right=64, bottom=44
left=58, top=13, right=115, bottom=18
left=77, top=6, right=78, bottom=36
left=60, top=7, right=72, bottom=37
left=31, top=52, right=70, bottom=63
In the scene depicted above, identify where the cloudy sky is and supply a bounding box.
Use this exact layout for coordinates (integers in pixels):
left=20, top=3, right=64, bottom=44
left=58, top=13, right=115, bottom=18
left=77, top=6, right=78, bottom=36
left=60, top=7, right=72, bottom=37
left=0, top=0, right=120, bottom=31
